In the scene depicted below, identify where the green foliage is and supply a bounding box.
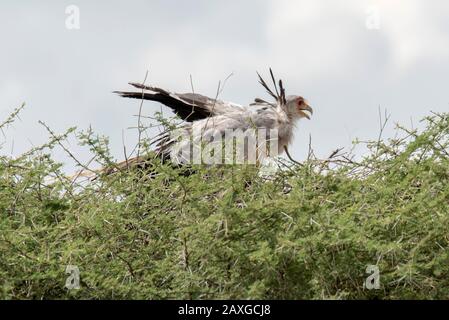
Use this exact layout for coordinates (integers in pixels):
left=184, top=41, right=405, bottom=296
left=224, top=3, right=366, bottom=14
left=0, top=110, right=448, bottom=299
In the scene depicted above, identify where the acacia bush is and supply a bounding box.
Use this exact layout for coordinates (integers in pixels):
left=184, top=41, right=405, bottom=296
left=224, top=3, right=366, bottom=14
left=0, top=109, right=448, bottom=299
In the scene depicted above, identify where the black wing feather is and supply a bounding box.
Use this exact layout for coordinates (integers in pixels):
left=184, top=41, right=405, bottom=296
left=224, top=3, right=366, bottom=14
left=114, top=83, right=212, bottom=121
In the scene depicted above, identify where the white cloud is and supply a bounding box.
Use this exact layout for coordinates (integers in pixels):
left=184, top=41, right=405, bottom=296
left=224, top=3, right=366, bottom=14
left=265, top=0, right=367, bottom=80
left=265, top=0, right=449, bottom=78
left=378, top=1, right=449, bottom=71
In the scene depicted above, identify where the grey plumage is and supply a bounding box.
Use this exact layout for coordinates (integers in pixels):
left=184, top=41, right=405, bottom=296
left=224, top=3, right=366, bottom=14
left=114, top=70, right=313, bottom=167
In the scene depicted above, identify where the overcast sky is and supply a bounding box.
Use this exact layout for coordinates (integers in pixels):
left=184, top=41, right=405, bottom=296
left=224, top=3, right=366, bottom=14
left=1, top=1, right=449, bottom=170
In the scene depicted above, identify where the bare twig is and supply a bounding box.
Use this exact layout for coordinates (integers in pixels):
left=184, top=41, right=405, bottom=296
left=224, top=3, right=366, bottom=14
left=38, top=121, right=97, bottom=176
left=137, top=70, right=149, bottom=159
left=0, top=103, right=26, bottom=138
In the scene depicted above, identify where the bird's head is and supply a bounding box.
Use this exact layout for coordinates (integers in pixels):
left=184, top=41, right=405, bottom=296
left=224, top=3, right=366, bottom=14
left=285, top=95, right=313, bottom=120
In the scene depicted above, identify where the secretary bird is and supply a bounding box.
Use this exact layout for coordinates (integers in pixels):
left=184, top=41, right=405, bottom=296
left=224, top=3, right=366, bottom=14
left=112, top=70, right=313, bottom=172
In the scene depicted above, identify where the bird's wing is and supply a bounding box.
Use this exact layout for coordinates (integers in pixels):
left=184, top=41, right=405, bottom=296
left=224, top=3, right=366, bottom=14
left=115, top=82, right=243, bottom=122
left=154, top=108, right=280, bottom=161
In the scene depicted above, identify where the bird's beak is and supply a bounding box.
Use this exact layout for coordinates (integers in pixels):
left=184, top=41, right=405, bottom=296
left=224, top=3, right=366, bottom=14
left=300, top=102, right=313, bottom=120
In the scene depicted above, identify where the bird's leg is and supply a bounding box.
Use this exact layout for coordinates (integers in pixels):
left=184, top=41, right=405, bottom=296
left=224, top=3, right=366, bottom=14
left=284, top=146, right=303, bottom=166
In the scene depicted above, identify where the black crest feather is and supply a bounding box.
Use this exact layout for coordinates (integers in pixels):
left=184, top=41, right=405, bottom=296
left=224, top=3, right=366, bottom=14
left=256, top=68, right=287, bottom=106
